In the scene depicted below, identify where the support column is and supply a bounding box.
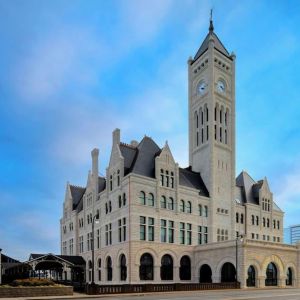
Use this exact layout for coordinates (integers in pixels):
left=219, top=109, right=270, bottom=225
left=154, top=265, right=160, bottom=283
left=278, top=276, right=286, bottom=288
left=258, top=276, right=265, bottom=288
left=212, top=274, right=221, bottom=283
left=174, top=265, right=180, bottom=283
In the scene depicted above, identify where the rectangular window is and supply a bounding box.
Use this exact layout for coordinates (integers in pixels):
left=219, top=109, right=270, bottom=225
left=140, top=216, right=146, bottom=241
left=161, top=219, right=167, bottom=242
left=109, top=223, right=112, bottom=245
left=118, top=219, right=122, bottom=242
left=97, top=229, right=100, bottom=249
left=204, top=226, right=208, bottom=244
left=148, top=217, right=154, bottom=241
left=198, top=226, right=202, bottom=245
left=180, top=222, right=185, bottom=244
left=123, top=217, right=126, bottom=242
left=168, top=221, right=174, bottom=243
left=187, top=223, right=192, bottom=245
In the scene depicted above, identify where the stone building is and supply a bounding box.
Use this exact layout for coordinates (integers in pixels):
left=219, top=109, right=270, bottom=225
left=60, top=18, right=300, bottom=288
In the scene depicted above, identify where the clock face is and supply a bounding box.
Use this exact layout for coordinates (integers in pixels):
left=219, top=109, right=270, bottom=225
left=198, top=81, right=207, bottom=95
left=217, top=80, right=226, bottom=93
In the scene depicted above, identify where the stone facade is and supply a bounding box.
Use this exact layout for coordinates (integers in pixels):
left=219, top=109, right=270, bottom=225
left=60, top=19, right=300, bottom=288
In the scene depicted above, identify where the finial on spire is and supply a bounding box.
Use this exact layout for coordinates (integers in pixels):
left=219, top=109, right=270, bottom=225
left=209, top=8, right=214, bottom=32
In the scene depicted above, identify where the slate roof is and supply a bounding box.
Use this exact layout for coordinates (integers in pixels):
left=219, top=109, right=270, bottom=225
left=120, top=137, right=208, bottom=195
left=29, top=254, right=85, bottom=266
left=70, top=185, right=85, bottom=210
left=193, top=21, right=230, bottom=63
left=235, top=171, right=282, bottom=212
left=120, top=136, right=161, bottom=178
left=179, top=167, right=209, bottom=197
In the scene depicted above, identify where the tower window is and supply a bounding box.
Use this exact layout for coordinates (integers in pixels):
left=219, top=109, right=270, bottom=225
left=206, top=125, right=209, bottom=140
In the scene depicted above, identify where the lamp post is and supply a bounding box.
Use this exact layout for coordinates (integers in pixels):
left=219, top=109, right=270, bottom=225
left=91, top=212, right=99, bottom=285
left=235, top=235, right=244, bottom=285
left=0, top=248, right=2, bottom=285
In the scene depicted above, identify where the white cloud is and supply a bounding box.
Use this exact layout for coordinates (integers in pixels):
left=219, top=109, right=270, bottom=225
left=12, top=27, right=108, bottom=102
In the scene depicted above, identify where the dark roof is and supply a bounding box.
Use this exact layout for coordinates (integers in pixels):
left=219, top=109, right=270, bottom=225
left=29, top=254, right=85, bottom=266
left=235, top=171, right=282, bottom=212
left=193, top=23, right=230, bottom=63
left=98, top=176, right=106, bottom=193
left=70, top=185, right=86, bottom=210
left=236, top=171, right=258, bottom=205
left=1, top=254, right=19, bottom=263
left=179, top=167, right=209, bottom=197
left=120, top=137, right=161, bottom=178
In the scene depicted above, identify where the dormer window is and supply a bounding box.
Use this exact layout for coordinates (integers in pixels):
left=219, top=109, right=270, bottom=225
left=160, top=169, right=164, bottom=186
left=117, top=170, right=120, bottom=186
left=110, top=175, right=113, bottom=191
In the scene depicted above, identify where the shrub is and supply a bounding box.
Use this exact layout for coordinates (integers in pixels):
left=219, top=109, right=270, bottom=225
left=10, top=278, right=56, bottom=287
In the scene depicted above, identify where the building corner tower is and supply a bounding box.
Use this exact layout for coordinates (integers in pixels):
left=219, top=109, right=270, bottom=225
left=188, top=17, right=236, bottom=242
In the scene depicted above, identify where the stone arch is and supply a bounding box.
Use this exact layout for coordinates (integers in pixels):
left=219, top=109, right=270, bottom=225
left=158, top=249, right=178, bottom=267
left=135, top=247, right=159, bottom=266
left=116, top=249, right=128, bottom=267
left=284, top=262, right=297, bottom=286
left=261, top=255, right=284, bottom=278
left=215, top=256, right=236, bottom=277
left=195, top=258, right=215, bottom=279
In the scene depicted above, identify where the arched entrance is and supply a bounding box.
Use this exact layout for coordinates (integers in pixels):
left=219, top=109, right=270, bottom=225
left=106, top=256, right=112, bottom=281
left=199, top=264, right=212, bottom=283
left=139, top=253, right=153, bottom=280
left=179, top=256, right=191, bottom=280
left=221, top=262, right=236, bottom=282
left=265, top=262, right=277, bottom=286
left=160, top=254, right=173, bottom=280
left=120, top=254, right=127, bottom=281
left=286, top=267, right=293, bottom=286
left=247, top=266, right=256, bottom=287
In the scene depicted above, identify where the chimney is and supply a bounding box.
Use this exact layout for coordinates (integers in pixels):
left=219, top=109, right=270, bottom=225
left=91, top=148, right=99, bottom=178
left=113, top=128, right=120, bottom=145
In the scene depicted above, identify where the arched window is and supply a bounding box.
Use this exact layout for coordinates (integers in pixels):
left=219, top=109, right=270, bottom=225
left=251, top=215, right=255, bottom=225
left=120, top=254, right=127, bottom=281
left=139, top=253, right=153, bottom=281
left=88, top=260, right=92, bottom=282
left=265, top=263, right=277, bottom=286
left=148, top=193, right=154, bottom=206
left=123, top=193, right=126, bottom=206
left=236, top=213, right=239, bottom=223
left=117, top=170, right=120, bottom=186
left=221, top=262, right=236, bottom=283
left=168, top=197, right=174, bottom=210
left=110, top=175, right=113, bottom=191
left=225, top=129, right=227, bottom=144
left=161, top=196, right=167, bottom=209
left=160, top=169, right=164, bottom=186
left=199, top=264, right=212, bottom=283
left=286, top=267, right=293, bottom=286
left=267, top=218, right=270, bottom=228
left=160, top=254, right=173, bottom=280
left=179, top=256, right=191, bottom=280
left=241, top=213, right=244, bottom=224
left=186, top=201, right=192, bottom=213
left=170, top=172, right=174, bottom=188
left=263, top=218, right=266, bottom=227
left=118, top=195, right=122, bottom=208
left=139, top=191, right=146, bottom=205
left=180, top=200, right=185, bottom=212
left=247, top=266, right=256, bottom=287
left=106, top=256, right=112, bottom=281
left=256, top=216, right=259, bottom=226
left=204, top=206, right=208, bottom=217
left=98, top=258, right=102, bottom=281
left=199, top=204, right=202, bottom=216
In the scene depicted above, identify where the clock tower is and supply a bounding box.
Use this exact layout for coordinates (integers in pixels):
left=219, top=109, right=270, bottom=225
left=188, top=17, right=236, bottom=242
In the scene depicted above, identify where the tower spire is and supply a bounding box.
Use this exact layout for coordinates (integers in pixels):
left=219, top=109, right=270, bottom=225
left=209, top=9, right=214, bottom=32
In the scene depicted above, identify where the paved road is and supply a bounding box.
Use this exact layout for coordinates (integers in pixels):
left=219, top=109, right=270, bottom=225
left=80, top=288, right=300, bottom=300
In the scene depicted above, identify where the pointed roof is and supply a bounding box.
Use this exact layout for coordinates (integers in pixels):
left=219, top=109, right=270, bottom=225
left=193, top=18, right=230, bottom=62
left=69, top=185, right=86, bottom=210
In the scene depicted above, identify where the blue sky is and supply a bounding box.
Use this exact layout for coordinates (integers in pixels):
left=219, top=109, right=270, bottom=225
left=1, top=0, right=300, bottom=261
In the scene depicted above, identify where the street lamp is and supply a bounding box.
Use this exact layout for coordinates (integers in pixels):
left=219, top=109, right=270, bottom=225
left=91, top=212, right=99, bottom=285
left=235, top=234, right=244, bottom=285
left=0, top=248, right=2, bottom=285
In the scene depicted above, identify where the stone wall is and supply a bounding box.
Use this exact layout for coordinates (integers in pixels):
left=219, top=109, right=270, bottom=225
left=0, top=286, right=73, bottom=298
